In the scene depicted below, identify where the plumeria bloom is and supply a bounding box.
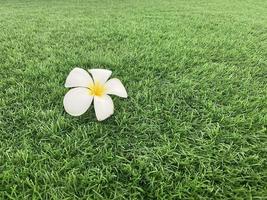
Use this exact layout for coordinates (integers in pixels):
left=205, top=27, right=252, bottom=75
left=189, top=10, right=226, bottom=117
left=63, top=68, right=127, bottom=121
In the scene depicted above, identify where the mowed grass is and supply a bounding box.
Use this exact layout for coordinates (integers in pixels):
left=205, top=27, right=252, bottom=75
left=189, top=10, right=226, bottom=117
left=0, top=0, right=267, bottom=199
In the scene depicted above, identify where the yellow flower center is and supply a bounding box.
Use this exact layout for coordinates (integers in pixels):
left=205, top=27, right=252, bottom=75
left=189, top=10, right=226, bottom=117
left=89, top=82, right=106, bottom=97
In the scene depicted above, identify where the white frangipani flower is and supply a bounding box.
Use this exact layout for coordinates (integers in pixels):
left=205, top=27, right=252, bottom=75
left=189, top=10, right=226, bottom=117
left=63, top=68, right=127, bottom=121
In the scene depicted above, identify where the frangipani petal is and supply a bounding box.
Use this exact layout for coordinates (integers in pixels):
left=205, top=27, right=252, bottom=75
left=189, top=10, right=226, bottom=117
left=63, top=87, right=93, bottom=116
left=94, top=95, right=114, bottom=121
left=65, top=67, right=93, bottom=88
left=89, top=69, right=112, bottom=84
left=105, top=78, right=128, bottom=98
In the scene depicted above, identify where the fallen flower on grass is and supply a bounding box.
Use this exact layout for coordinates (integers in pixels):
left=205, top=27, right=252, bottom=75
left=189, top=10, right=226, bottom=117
left=63, top=67, right=127, bottom=121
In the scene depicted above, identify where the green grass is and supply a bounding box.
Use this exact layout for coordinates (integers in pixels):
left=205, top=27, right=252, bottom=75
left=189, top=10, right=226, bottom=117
left=1, top=0, right=267, bottom=199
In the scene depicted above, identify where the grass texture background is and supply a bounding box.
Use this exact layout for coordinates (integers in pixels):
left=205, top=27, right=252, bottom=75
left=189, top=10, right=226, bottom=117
left=0, top=0, right=267, bottom=199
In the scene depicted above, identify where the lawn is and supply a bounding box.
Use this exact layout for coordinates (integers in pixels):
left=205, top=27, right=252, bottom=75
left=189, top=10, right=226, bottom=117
left=0, top=0, right=267, bottom=199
